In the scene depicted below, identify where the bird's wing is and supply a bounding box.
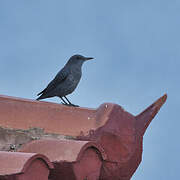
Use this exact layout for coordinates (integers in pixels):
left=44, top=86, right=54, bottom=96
left=37, top=68, right=68, bottom=96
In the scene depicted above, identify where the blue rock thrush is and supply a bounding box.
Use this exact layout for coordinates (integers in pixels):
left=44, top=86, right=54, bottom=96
left=36, top=54, right=93, bottom=106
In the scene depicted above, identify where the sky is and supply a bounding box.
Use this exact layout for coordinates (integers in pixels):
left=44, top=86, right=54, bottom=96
left=0, top=1, right=179, bottom=179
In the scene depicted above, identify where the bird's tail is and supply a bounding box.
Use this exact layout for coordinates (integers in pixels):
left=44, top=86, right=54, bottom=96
left=37, top=91, right=44, bottom=96
left=36, top=93, right=45, bottom=101
left=36, top=93, right=51, bottom=101
left=36, top=89, right=47, bottom=100
left=36, top=96, right=41, bottom=101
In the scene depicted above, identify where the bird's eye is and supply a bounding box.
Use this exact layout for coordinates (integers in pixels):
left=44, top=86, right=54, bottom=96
left=76, top=56, right=80, bottom=60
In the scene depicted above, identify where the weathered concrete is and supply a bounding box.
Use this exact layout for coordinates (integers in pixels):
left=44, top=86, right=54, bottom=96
left=0, top=127, right=65, bottom=151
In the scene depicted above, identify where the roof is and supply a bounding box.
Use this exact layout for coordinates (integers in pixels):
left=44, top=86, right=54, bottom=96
left=0, top=94, right=167, bottom=179
left=19, top=139, right=107, bottom=162
left=0, top=151, right=53, bottom=176
left=0, top=95, right=114, bottom=136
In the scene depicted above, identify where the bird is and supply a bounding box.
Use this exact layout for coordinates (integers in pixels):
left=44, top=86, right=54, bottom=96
left=36, top=54, right=93, bottom=106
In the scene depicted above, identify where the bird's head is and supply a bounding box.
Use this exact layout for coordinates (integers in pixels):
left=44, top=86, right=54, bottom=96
left=67, top=54, right=94, bottom=66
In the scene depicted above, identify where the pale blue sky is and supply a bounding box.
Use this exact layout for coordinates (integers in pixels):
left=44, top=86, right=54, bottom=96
left=0, top=1, right=179, bottom=179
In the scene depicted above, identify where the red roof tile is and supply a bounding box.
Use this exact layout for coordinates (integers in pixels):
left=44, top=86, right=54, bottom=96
left=0, top=94, right=167, bottom=180
left=0, top=95, right=113, bottom=136
left=18, top=139, right=107, bottom=162
left=0, top=151, right=53, bottom=175
left=19, top=139, right=107, bottom=180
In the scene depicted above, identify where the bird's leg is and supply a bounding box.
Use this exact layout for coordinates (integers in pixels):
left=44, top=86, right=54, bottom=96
left=64, top=96, right=79, bottom=107
left=59, top=96, right=68, bottom=105
left=63, top=96, right=72, bottom=104
left=59, top=96, right=78, bottom=107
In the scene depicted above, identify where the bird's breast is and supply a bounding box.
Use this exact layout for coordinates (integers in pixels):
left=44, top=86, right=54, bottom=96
left=53, top=70, right=82, bottom=96
left=68, top=71, right=81, bottom=84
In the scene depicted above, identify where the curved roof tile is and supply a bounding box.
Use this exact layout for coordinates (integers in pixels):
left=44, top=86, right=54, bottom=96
left=19, top=139, right=106, bottom=162
left=0, top=95, right=114, bottom=136
left=0, top=151, right=53, bottom=175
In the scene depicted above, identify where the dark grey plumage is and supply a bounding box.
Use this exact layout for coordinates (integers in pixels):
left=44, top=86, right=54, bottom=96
left=36, top=54, right=93, bottom=106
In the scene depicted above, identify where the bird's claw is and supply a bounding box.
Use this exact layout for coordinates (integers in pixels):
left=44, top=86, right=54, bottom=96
left=61, top=102, right=79, bottom=107
left=70, top=104, right=79, bottom=107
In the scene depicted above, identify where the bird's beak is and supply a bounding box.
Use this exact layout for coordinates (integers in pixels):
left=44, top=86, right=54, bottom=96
left=84, top=57, right=94, bottom=60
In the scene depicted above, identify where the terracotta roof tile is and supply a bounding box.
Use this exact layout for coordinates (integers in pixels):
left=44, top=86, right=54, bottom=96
left=0, top=95, right=114, bottom=136
left=18, top=139, right=107, bottom=162
left=19, top=139, right=107, bottom=179
left=0, top=151, right=53, bottom=175
left=0, top=94, right=167, bottom=180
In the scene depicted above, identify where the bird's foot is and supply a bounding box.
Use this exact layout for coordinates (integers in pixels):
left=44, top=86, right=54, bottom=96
left=70, top=104, right=79, bottom=107
left=61, top=102, right=79, bottom=107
